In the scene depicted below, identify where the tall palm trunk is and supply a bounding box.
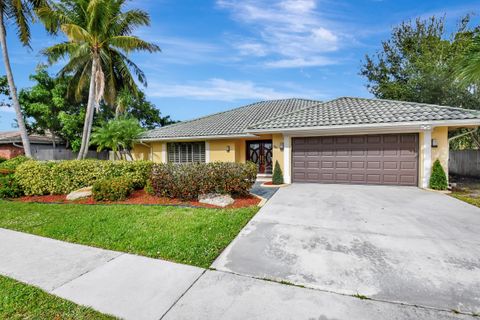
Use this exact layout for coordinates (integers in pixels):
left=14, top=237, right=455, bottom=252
left=77, top=57, right=98, bottom=159
left=0, top=14, right=32, bottom=158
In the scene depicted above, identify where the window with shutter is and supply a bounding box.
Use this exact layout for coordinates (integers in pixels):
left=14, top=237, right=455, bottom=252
left=167, top=142, right=206, bottom=163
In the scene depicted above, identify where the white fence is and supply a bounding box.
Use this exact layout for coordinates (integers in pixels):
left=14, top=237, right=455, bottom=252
left=449, top=150, right=480, bottom=177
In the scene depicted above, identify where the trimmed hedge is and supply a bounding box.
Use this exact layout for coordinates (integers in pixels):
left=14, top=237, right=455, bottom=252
left=16, top=160, right=153, bottom=195
left=93, top=177, right=134, bottom=201
left=0, top=156, right=29, bottom=170
left=429, top=159, right=448, bottom=190
left=149, top=162, right=257, bottom=200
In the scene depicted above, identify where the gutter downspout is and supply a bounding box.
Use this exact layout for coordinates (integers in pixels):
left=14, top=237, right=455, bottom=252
left=138, top=141, right=153, bottom=161
left=12, top=142, right=24, bottom=149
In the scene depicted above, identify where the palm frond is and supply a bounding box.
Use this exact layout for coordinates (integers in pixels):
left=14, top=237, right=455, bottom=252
left=108, top=35, right=160, bottom=53
left=61, top=23, right=92, bottom=43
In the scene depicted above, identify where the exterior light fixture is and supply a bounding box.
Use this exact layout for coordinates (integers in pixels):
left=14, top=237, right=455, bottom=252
left=431, top=139, right=438, bottom=148
left=226, top=145, right=231, bottom=152
left=279, top=142, right=284, bottom=151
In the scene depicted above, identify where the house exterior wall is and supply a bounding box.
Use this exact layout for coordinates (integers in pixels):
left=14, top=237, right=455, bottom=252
left=0, top=144, right=24, bottom=159
left=132, top=135, right=287, bottom=173
left=209, top=139, right=237, bottom=162
left=132, top=127, right=450, bottom=188
left=431, top=126, right=449, bottom=173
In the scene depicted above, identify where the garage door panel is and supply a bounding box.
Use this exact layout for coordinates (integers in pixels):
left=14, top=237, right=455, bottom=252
left=292, top=134, right=418, bottom=186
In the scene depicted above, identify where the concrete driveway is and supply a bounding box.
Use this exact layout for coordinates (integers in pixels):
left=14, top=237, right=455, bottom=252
left=213, top=184, right=480, bottom=315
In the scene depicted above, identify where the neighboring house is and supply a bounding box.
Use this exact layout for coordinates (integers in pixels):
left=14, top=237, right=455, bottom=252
left=0, top=131, right=108, bottom=160
left=132, top=97, right=480, bottom=188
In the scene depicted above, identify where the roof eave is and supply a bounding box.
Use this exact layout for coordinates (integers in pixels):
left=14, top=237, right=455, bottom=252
left=138, top=133, right=259, bottom=142
left=245, top=119, right=480, bottom=135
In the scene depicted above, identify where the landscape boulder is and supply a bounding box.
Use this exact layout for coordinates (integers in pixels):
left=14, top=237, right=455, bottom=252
left=198, top=193, right=234, bottom=207
left=66, top=186, right=92, bottom=201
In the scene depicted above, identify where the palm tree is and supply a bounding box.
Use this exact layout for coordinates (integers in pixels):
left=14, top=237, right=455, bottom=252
left=455, top=35, right=480, bottom=84
left=0, top=0, right=47, bottom=158
left=90, top=117, right=144, bottom=160
left=39, top=0, right=159, bottom=159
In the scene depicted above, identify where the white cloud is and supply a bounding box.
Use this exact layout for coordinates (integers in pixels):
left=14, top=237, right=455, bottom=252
left=217, top=0, right=342, bottom=68
left=264, top=56, right=335, bottom=68
left=235, top=42, right=268, bottom=57
left=0, top=105, right=14, bottom=113
left=147, top=78, right=322, bottom=101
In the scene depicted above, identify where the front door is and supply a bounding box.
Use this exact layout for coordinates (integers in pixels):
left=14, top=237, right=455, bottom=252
left=247, top=140, right=273, bottom=174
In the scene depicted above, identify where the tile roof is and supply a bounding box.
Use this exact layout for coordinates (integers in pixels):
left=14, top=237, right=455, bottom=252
left=140, top=98, right=321, bottom=139
left=248, top=97, right=480, bottom=131
left=0, top=131, right=63, bottom=144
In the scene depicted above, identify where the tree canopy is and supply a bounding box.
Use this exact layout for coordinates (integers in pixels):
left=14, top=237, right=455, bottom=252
left=361, top=15, right=480, bottom=110
left=18, top=67, right=174, bottom=151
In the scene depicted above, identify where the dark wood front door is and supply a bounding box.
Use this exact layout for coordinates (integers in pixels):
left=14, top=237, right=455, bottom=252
left=247, top=140, right=273, bottom=174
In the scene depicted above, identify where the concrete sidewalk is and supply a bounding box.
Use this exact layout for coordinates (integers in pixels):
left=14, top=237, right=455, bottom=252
left=0, top=228, right=472, bottom=319
left=0, top=228, right=204, bottom=320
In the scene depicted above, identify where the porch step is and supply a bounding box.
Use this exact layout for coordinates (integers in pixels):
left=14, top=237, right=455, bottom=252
left=256, top=174, right=272, bottom=182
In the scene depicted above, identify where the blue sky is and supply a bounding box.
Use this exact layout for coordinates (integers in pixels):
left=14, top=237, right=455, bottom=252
left=0, top=0, right=479, bottom=130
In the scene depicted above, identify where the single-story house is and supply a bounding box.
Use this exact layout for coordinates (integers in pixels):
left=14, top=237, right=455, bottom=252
left=132, top=97, right=480, bottom=188
left=0, top=131, right=63, bottom=159
left=0, top=131, right=109, bottom=160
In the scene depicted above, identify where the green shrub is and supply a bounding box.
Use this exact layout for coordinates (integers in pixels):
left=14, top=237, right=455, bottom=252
left=92, top=177, right=134, bottom=201
left=149, top=162, right=257, bottom=200
left=0, top=170, right=23, bottom=198
left=272, top=160, right=284, bottom=185
left=0, top=157, right=6, bottom=164
left=15, top=160, right=153, bottom=195
left=429, top=159, right=448, bottom=190
left=0, top=156, right=30, bottom=170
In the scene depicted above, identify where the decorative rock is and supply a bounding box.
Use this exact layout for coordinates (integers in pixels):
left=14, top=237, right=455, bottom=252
left=66, top=187, right=93, bottom=201
left=198, top=193, right=234, bottom=207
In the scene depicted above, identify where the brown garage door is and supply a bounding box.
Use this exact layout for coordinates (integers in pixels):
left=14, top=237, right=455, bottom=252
left=292, top=134, right=418, bottom=186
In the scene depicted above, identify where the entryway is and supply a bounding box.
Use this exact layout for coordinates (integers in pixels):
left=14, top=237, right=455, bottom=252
left=246, top=140, right=273, bottom=174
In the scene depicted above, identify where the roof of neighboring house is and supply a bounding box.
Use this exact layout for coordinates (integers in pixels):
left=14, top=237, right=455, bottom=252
left=140, top=98, right=321, bottom=140
left=248, top=97, right=480, bottom=131
left=0, top=131, right=63, bottom=145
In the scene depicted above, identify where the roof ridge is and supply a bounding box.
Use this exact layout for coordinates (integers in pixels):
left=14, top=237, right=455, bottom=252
left=143, top=98, right=319, bottom=134
left=339, top=96, right=480, bottom=114
left=246, top=99, right=324, bottom=130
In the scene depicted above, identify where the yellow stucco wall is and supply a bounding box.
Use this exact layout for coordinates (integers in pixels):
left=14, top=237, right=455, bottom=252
left=418, top=127, right=449, bottom=187
left=272, top=134, right=284, bottom=170
left=431, top=126, right=449, bottom=174
left=132, top=142, right=165, bottom=163
left=133, top=135, right=285, bottom=173
left=131, top=144, right=150, bottom=161
left=209, top=139, right=237, bottom=162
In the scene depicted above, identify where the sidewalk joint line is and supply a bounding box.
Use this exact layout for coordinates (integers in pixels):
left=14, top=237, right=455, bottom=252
left=158, top=268, right=207, bottom=320
left=50, top=253, right=125, bottom=293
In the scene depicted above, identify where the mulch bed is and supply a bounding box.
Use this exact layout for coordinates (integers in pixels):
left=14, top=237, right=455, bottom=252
left=15, top=189, right=260, bottom=209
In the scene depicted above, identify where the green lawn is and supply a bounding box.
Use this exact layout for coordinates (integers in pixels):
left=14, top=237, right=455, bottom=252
left=0, top=275, right=115, bottom=319
left=451, top=193, right=480, bottom=208
left=0, top=201, right=258, bottom=268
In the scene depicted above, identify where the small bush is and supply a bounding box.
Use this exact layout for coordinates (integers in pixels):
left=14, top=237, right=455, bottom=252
left=0, top=157, right=6, bottom=164
left=0, top=156, right=30, bottom=170
left=0, top=170, right=23, bottom=198
left=272, top=160, right=284, bottom=185
left=429, top=159, right=448, bottom=190
left=149, top=162, right=257, bottom=200
left=15, top=160, right=153, bottom=195
left=92, top=177, right=134, bottom=201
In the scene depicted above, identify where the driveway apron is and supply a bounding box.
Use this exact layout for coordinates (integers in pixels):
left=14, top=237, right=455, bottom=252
left=212, top=184, right=480, bottom=314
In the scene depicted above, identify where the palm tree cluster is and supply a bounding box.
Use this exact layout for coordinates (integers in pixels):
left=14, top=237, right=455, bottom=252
left=0, top=0, right=159, bottom=159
